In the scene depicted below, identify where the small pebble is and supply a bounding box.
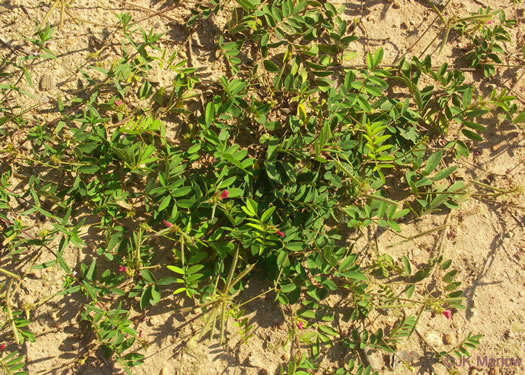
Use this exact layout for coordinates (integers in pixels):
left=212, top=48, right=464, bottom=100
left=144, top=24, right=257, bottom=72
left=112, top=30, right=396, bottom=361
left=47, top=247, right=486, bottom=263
left=39, top=73, right=54, bottom=91
left=443, top=333, right=454, bottom=345
left=148, top=316, right=161, bottom=326
left=367, top=351, right=383, bottom=368
left=426, top=332, right=441, bottom=347
left=248, top=355, right=264, bottom=368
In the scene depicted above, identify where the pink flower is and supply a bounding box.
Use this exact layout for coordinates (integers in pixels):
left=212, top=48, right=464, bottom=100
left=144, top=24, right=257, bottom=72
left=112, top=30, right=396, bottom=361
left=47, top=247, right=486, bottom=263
left=138, top=330, right=143, bottom=338
left=276, top=230, right=285, bottom=237
left=119, top=265, right=127, bottom=273
left=0, top=343, right=5, bottom=351
left=163, top=219, right=173, bottom=228
left=296, top=322, right=303, bottom=330
left=442, top=309, right=452, bottom=319
left=114, top=99, right=122, bottom=106
left=219, top=190, right=229, bottom=200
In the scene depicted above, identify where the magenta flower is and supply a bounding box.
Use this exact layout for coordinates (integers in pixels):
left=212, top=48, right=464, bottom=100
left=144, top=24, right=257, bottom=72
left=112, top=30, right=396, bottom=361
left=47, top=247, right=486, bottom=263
left=442, top=309, right=452, bottom=319
left=119, top=265, right=127, bottom=273
left=163, top=219, right=173, bottom=228
left=0, top=343, right=5, bottom=351
left=139, top=330, right=143, bottom=338
left=114, top=99, right=122, bottom=106
left=219, top=190, right=229, bottom=200
left=297, top=322, right=303, bottom=330
left=276, top=229, right=285, bottom=237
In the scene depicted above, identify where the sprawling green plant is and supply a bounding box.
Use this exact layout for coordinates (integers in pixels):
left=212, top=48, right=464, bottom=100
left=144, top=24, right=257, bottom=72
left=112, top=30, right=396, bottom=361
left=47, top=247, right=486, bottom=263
left=454, top=7, right=515, bottom=76
left=0, top=1, right=523, bottom=374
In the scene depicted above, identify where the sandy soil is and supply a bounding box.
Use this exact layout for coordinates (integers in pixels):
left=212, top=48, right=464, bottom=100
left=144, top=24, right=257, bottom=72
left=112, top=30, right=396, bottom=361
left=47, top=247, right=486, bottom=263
left=0, top=0, right=523, bottom=374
